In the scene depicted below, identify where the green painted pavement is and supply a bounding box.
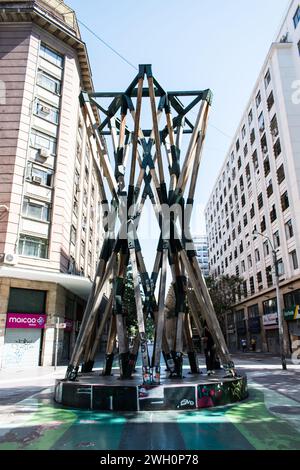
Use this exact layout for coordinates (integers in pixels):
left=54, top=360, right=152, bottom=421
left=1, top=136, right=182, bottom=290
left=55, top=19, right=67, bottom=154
left=0, top=385, right=300, bottom=450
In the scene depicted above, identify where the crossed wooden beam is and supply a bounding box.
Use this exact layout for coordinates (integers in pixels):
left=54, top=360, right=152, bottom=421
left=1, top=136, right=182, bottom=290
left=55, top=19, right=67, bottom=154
left=65, top=65, right=236, bottom=383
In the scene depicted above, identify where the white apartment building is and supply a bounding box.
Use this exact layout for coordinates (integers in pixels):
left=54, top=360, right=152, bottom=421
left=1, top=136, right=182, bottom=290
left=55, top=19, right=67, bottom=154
left=0, top=0, right=104, bottom=368
left=205, top=0, right=300, bottom=354
left=194, top=236, right=210, bottom=278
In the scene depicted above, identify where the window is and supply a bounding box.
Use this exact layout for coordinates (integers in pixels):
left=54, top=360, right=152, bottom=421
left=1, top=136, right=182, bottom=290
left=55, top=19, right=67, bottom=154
left=26, top=163, right=53, bottom=187
left=255, top=249, right=260, bottom=262
left=277, top=164, right=285, bottom=184
left=30, top=129, right=57, bottom=154
left=267, top=180, right=273, bottom=198
left=22, top=198, right=50, bottom=222
left=256, top=91, right=262, bottom=108
left=270, top=115, right=279, bottom=140
left=257, top=271, right=263, bottom=285
left=293, top=5, right=300, bottom=28
left=277, top=259, right=284, bottom=276
left=273, top=230, right=280, bottom=249
left=37, top=70, right=61, bottom=94
left=264, top=157, right=270, bottom=177
left=270, top=204, right=277, bottom=223
left=264, top=70, right=271, bottom=89
left=250, top=129, right=256, bottom=146
left=252, top=150, right=258, bottom=170
left=242, top=125, right=246, bottom=139
left=248, top=254, right=252, bottom=269
left=243, top=281, right=247, bottom=298
left=263, top=240, right=270, bottom=256
left=298, top=40, right=300, bottom=56
left=290, top=250, right=299, bottom=270
left=241, top=194, right=246, bottom=207
left=267, top=91, right=274, bottom=111
left=285, top=219, right=294, bottom=240
left=274, top=138, right=282, bottom=158
left=34, top=100, right=59, bottom=124
left=261, top=134, right=268, bottom=154
left=281, top=191, right=289, bottom=212
left=18, top=235, right=48, bottom=259
left=263, top=298, right=277, bottom=315
left=236, top=139, right=240, bottom=151
left=40, top=43, right=64, bottom=68
left=258, top=112, right=265, bottom=133
left=248, top=109, right=253, bottom=125
left=250, top=204, right=255, bottom=219
left=245, top=163, right=251, bottom=183
left=243, top=213, right=248, bottom=227
left=266, top=266, right=273, bottom=287
left=261, top=216, right=266, bottom=232
left=257, top=193, right=263, bottom=210
left=244, top=143, right=248, bottom=157
left=71, top=225, right=77, bottom=245
left=250, top=276, right=255, bottom=295
left=238, top=156, right=242, bottom=170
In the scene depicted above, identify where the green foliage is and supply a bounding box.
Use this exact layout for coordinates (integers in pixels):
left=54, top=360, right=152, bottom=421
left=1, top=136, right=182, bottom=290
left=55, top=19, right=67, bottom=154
left=206, top=274, right=244, bottom=317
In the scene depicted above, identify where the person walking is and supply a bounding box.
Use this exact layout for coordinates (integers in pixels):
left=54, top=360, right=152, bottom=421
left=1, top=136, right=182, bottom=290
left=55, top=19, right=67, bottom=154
left=202, top=325, right=216, bottom=376
left=241, top=338, right=247, bottom=353
left=251, top=337, right=257, bottom=352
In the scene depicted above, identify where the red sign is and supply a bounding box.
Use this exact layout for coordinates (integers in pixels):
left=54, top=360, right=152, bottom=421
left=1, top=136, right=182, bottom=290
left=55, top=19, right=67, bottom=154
left=64, top=319, right=73, bottom=332
left=6, top=313, right=47, bottom=329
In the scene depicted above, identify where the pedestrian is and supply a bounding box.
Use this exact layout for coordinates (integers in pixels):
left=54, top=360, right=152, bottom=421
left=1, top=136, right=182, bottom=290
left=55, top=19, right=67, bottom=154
left=202, top=325, right=216, bottom=376
left=251, top=337, right=257, bottom=352
left=241, top=338, right=247, bottom=353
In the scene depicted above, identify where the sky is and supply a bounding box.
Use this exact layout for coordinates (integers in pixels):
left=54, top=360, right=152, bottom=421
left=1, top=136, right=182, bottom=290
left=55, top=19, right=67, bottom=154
left=66, top=0, right=290, bottom=271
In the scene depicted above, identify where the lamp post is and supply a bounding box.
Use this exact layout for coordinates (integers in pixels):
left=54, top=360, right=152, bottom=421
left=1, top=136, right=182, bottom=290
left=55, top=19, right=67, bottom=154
left=253, top=230, right=287, bottom=370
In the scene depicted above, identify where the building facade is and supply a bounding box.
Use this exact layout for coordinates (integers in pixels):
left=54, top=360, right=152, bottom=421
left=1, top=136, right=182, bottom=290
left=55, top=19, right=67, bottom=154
left=194, top=236, right=210, bottom=278
left=205, top=0, right=300, bottom=354
left=0, top=0, right=104, bottom=368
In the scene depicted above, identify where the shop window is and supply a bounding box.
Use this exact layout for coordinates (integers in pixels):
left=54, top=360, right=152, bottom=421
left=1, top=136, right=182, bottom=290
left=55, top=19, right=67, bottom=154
left=8, top=288, right=46, bottom=314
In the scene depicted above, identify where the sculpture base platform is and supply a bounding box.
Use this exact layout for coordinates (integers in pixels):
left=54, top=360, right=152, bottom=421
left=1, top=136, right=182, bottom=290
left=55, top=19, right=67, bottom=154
left=54, top=369, right=248, bottom=411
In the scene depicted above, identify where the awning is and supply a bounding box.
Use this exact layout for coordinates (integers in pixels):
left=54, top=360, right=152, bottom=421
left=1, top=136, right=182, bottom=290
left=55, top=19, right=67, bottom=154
left=0, top=266, right=92, bottom=300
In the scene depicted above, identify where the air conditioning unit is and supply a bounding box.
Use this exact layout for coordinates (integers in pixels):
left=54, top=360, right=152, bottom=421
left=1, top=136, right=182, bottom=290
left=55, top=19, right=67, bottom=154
left=38, top=148, right=50, bottom=159
left=3, top=253, right=18, bottom=266
left=32, top=175, right=42, bottom=185
left=41, top=105, right=51, bottom=114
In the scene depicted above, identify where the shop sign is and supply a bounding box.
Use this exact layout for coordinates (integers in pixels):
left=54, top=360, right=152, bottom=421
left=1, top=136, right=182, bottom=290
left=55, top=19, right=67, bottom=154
left=284, top=305, right=300, bottom=321
left=263, top=313, right=278, bottom=326
left=6, top=313, right=47, bottom=329
left=64, top=319, right=73, bottom=332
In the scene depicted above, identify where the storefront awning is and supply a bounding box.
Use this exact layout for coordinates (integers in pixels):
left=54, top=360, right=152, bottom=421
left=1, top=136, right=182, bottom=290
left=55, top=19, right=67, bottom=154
left=0, top=266, right=92, bottom=300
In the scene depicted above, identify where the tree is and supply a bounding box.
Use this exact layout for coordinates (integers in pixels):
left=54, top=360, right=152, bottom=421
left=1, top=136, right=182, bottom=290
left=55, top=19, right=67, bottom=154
left=205, top=275, right=244, bottom=333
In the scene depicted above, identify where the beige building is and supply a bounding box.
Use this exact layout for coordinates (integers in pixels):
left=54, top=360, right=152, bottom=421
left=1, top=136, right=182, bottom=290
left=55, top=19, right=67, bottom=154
left=205, top=0, right=300, bottom=354
left=0, top=0, right=104, bottom=368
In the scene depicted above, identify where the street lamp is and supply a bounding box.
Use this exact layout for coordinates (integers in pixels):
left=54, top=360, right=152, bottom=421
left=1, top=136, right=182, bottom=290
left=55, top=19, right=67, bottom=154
left=252, top=230, right=287, bottom=370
